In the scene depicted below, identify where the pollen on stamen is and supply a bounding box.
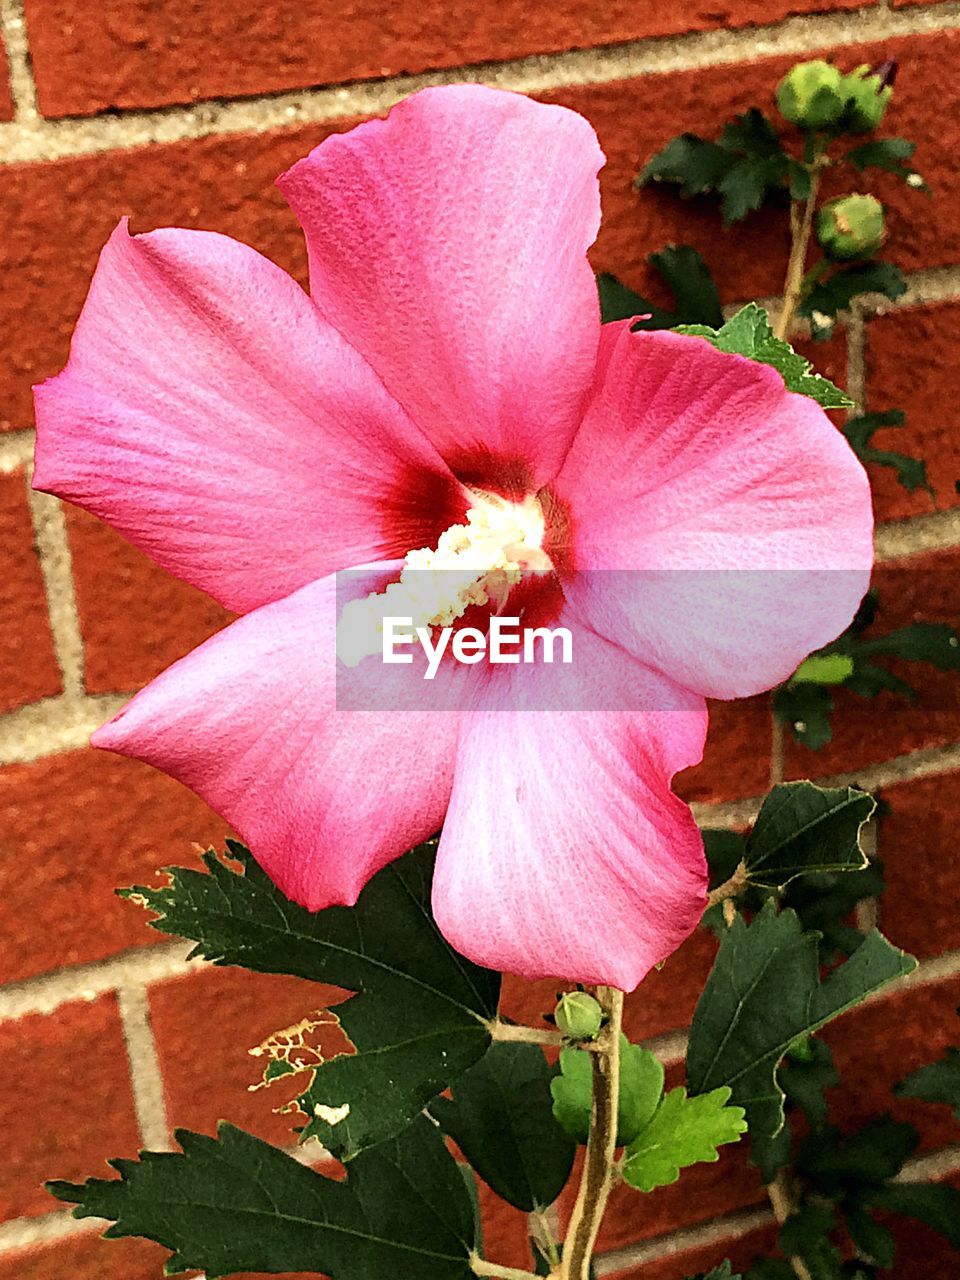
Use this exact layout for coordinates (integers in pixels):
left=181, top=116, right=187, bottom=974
left=337, top=491, right=548, bottom=667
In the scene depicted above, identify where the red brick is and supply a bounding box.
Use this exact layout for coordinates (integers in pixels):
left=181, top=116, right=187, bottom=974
left=864, top=302, right=960, bottom=522
left=149, top=964, right=347, bottom=1147
left=0, top=748, right=231, bottom=984
left=66, top=508, right=232, bottom=694
left=823, top=971, right=960, bottom=1151
left=877, top=771, right=960, bottom=960
left=0, top=993, right=140, bottom=1220
left=0, top=468, right=60, bottom=711
left=0, top=1231, right=177, bottom=1280
left=23, top=0, right=872, bottom=119
left=7, top=31, right=958, bottom=437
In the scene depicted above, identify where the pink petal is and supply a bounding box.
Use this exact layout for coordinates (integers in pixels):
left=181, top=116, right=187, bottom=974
left=553, top=324, right=874, bottom=699
left=92, top=567, right=465, bottom=908
left=34, top=222, right=465, bottom=614
left=279, top=85, right=603, bottom=492
left=432, top=617, right=708, bottom=990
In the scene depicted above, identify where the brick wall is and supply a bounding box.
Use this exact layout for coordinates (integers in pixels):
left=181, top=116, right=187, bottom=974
left=1, top=0, right=959, bottom=1275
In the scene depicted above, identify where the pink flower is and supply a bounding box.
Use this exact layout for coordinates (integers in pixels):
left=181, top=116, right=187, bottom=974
left=33, top=86, right=873, bottom=990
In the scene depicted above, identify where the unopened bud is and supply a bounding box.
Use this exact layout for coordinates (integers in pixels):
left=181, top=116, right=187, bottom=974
left=554, top=991, right=604, bottom=1040
left=817, top=194, right=886, bottom=261
left=839, top=63, right=893, bottom=134
left=776, top=60, right=846, bottom=129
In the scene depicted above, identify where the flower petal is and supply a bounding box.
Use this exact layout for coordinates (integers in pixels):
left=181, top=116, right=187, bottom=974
left=553, top=324, right=874, bottom=699
left=432, top=618, right=708, bottom=990
left=93, top=567, right=464, bottom=908
left=34, top=222, right=465, bottom=614
left=279, top=85, right=603, bottom=491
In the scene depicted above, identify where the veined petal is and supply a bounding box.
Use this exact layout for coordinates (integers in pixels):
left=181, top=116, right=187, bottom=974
left=432, top=618, right=708, bottom=990
left=93, top=567, right=465, bottom=909
left=34, top=222, right=465, bottom=614
left=279, top=85, right=603, bottom=493
left=554, top=324, right=874, bottom=699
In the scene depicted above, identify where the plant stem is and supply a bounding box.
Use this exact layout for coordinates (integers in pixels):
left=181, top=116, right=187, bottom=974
left=560, top=985, right=624, bottom=1280
left=770, top=712, right=786, bottom=787
left=707, top=861, right=749, bottom=910
left=488, top=1021, right=564, bottom=1048
left=471, top=1255, right=540, bottom=1280
left=767, top=1172, right=814, bottom=1280
left=775, top=160, right=824, bottom=342
left=529, top=1206, right=562, bottom=1269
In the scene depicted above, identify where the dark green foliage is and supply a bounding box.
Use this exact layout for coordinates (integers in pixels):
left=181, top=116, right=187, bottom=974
left=430, top=1042, right=575, bottom=1212
left=842, top=411, right=933, bottom=496
left=597, top=245, right=723, bottom=328
left=845, top=137, right=927, bottom=188
left=122, top=842, right=499, bottom=1158
left=800, top=262, right=908, bottom=340
left=638, top=110, right=791, bottom=224
left=49, top=1116, right=475, bottom=1280
left=744, top=783, right=874, bottom=890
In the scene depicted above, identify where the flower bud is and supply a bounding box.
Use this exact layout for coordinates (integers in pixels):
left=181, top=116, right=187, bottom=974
left=776, top=60, right=847, bottom=129
left=554, top=991, right=604, bottom=1040
left=817, top=194, right=886, bottom=261
left=838, top=63, right=893, bottom=134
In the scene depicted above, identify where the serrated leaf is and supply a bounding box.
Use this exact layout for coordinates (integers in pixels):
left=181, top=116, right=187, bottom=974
left=49, top=1116, right=475, bottom=1280
left=855, top=622, right=960, bottom=670
left=866, top=1181, right=960, bottom=1247
left=846, top=138, right=927, bottom=189
left=782, top=861, right=886, bottom=963
left=122, top=842, right=499, bottom=1158
left=430, top=1042, right=574, bottom=1213
left=675, top=304, right=852, bottom=408
left=842, top=412, right=933, bottom=496
left=743, top=782, right=874, bottom=890
left=639, top=133, right=734, bottom=197
left=687, top=903, right=915, bottom=1164
left=597, top=273, right=672, bottom=327
left=622, top=1086, right=747, bottom=1192
left=780, top=1037, right=838, bottom=1130
left=843, top=1203, right=895, bottom=1268
left=896, top=1043, right=960, bottom=1118
left=551, top=1035, right=664, bottom=1147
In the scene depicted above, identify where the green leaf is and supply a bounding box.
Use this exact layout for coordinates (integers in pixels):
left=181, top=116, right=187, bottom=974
left=843, top=1203, right=895, bottom=1268
left=638, top=111, right=790, bottom=224
left=792, top=654, right=856, bottom=686
left=846, top=138, right=927, bottom=189
left=622, top=1086, right=747, bottom=1192
left=801, top=262, right=908, bottom=339
left=703, top=828, right=747, bottom=891
left=867, top=1181, right=960, bottom=1247
left=780, top=1037, right=838, bottom=1130
left=430, top=1042, right=574, bottom=1213
left=648, top=246, right=725, bottom=327
left=551, top=1035, right=664, bottom=1147
left=597, top=247, right=722, bottom=330
left=855, top=622, right=960, bottom=670
left=782, top=861, right=886, bottom=963
left=687, top=903, right=915, bottom=1162
left=743, top=782, right=874, bottom=890
left=690, top=1265, right=740, bottom=1280
left=675, top=304, right=852, bottom=408
left=49, top=1116, right=475, bottom=1280
left=897, top=1042, right=960, bottom=1119
left=773, top=683, right=835, bottom=750
left=122, top=842, right=499, bottom=1159
left=798, top=1118, right=919, bottom=1194
left=779, top=1202, right=844, bottom=1279
left=842, top=412, right=933, bottom=496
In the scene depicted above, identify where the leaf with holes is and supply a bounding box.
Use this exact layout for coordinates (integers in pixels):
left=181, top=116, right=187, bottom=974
left=122, top=841, right=500, bottom=1159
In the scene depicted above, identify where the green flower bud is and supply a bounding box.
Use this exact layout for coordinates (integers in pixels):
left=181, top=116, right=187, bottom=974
left=776, top=60, right=847, bottom=129
left=817, top=194, right=886, bottom=261
left=838, top=63, right=893, bottom=134
left=554, top=991, right=604, bottom=1040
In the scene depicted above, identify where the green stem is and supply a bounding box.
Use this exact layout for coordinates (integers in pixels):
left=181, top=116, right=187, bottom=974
left=775, top=154, right=826, bottom=341
left=560, top=986, right=625, bottom=1280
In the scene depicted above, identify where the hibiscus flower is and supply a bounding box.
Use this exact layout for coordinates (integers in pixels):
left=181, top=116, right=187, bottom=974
left=33, top=85, right=873, bottom=990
